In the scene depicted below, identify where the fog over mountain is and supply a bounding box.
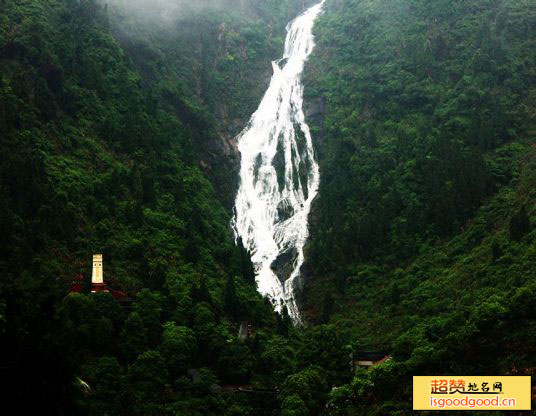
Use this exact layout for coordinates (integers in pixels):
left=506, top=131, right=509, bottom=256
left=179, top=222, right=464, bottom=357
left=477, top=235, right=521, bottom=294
left=103, top=0, right=281, bottom=24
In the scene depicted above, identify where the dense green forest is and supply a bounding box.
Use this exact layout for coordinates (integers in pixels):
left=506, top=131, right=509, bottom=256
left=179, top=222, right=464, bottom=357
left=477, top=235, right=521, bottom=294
left=0, top=0, right=329, bottom=414
left=302, top=0, right=536, bottom=414
left=0, top=0, right=535, bottom=415
left=106, top=0, right=316, bottom=207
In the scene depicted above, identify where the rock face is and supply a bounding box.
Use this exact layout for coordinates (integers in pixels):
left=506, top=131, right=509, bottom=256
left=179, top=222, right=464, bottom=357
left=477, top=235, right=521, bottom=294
left=204, top=65, right=274, bottom=210
left=271, top=247, right=298, bottom=285
left=194, top=2, right=320, bottom=211
left=304, top=97, right=326, bottom=131
left=111, top=1, right=310, bottom=210
left=297, top=64, right=328, bottom=311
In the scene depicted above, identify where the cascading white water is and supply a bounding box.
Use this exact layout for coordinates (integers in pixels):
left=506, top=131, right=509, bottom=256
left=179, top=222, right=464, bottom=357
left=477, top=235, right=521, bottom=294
left=232, top=1, right=324, bottom=323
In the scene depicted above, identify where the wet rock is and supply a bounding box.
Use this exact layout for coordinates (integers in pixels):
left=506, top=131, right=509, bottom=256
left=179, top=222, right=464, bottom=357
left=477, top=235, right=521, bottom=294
left=270, top=246, right=298, bottom=284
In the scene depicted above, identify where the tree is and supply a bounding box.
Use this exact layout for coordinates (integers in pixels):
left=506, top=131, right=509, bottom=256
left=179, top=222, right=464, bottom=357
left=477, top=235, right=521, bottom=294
left=191, top=274, right=212, bottom=304
left=217, top=339, right=255, bottom=384
left=491, top=240, right=503, bottom=261
left=280, top=367, right=328, bottom=415
left=93, top=292, right=124, bottom=331
left=260, top=335, right=296, bottom=386
left=509, top=205, right=531, bottom=241
left=83, top=356, right=123, bottom=414
left=277, top=306, right=292, bottom=336
left=60, top=293, right=95, bottom=348
left=159, top=322, right=196, bottom=378
left=297, top=325, right=349, bottom=385
left=92, top=316, right=114, bottom=352
left=326, top=385, right=354, bottom=416
left=0, top=300, right=5, bottom=335
left=281, top=394, right=308, bottom=416
left=321, top=292, right=334, bottom=323
left=237, top=237, right=256, bottom=282
left=120, top=311, right=147, bottom=362
left=192, top=302, right=218, bottom=361
left=224, top=274, right=241, bottom=320
left=133, top=289, right=163, bottom=346
left=127, top=350, right=168, bottom=414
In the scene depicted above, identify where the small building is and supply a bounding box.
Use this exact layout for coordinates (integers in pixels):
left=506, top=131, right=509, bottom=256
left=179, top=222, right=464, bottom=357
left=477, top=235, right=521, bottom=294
left=238, top=321, right=254, bottom=340
left=69, top=254, right=126, bottom=299
left=352, top=351, right=391, bottom=369
left=90, top=254, right=109, bottom=294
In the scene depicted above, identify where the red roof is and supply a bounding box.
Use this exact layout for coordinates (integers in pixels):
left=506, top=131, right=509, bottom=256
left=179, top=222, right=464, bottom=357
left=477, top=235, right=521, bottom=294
left=69, top=276, right=127, bottom=299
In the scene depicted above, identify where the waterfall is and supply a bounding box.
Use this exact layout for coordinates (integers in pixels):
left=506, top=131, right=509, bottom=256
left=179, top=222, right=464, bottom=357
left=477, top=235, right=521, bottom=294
left=232, top=1, right=324, bottom=323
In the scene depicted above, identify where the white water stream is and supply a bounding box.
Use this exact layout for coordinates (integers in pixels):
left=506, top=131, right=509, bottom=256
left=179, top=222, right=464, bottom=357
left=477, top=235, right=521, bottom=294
left=232, top=1, right=324, bottom=323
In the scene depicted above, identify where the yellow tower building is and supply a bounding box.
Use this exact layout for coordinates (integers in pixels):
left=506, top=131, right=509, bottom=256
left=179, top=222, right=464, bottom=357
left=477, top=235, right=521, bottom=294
left=91, top=254, right=103, bottom=285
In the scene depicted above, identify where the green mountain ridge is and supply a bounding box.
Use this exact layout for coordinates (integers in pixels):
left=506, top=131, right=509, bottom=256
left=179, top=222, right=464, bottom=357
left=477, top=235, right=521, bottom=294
left=298, top=0, right=536, bottom=413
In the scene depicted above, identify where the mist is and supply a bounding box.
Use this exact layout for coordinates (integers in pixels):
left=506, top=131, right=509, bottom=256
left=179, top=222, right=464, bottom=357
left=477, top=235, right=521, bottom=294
left=103, top=0, right=258, bottom=26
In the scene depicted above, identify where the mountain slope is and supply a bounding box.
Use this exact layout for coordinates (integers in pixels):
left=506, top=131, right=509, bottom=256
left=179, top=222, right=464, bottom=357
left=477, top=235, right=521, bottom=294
left=1, top=0, right=535, bottom=415
left=0, top=1, right=296, bottom=414
left=300, top=0, right=536, bottom=413
left=105, top=0, right=313, bottom=207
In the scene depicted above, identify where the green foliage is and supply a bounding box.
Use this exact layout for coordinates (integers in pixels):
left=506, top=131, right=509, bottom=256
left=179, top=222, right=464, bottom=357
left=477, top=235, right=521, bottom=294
left=127, top=350, right=169, bottom=414
left=299, top=0, right=536, bottom=414
left=281, top=394, right=308, bottom=416
left=160, top=322, right=196, bottom=378
left=224, top=274, right=241, bottom=319
left=120, top=311, right=148, bottom=362
left=259, top=335, right=296, bottom=386
left=297, top=325, right=351, bottom=385
left=305, top=0, right=536, bottom=266
left=2, top=0, right=535, bottom=415
left=81, top=356, right=123, bottom=414
left=105, top=0, right=308, bottom=207
left=0, top=0, right=313, bottom=414
left=509, top=205, right=531, bottom=240
left=280, top=367, right=329, bottom=415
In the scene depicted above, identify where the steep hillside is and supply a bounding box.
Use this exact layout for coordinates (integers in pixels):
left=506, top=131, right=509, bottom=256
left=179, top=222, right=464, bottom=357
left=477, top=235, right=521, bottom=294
left=105, top=0, right=312, bottom=207
left=305, top=0, right=535, bottom=267
left=1, top=0, right=535, bottom=415
left=0, top=1, right=296, bottom=414
left=301, top=0, right=536, bottom=413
